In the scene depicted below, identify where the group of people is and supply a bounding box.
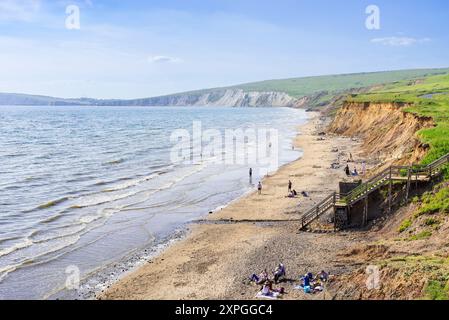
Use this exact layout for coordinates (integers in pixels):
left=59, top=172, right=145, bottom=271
left=249, top=168, right=264, bottom=195
left=345, top=161, right=366, bottom=177
left=251, top=174, right=298, bottom=198
left=251, top=264, right=287, bottom=298
left=295, top=270, right=329, bottom=294
left=250, top=263, right=286, bottom=285
left=251, top=265, right=331, bottom=298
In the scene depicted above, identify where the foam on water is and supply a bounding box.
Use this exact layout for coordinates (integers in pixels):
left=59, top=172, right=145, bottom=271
left=0, top=105, right=308, bottom=299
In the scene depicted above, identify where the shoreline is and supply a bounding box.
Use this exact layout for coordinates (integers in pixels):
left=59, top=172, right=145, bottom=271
left=100, top=112, right=363, bottom=300
left=47, top=108, right=307, bottom=300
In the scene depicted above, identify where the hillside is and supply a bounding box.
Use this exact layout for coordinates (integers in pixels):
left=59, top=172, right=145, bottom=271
left=328, top=73, right=449, bottom=300
left=1, top=68, right=449, bottom=108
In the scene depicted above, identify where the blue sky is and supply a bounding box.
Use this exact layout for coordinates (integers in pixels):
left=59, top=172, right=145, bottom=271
left=0, top=0, right=448, bottom=98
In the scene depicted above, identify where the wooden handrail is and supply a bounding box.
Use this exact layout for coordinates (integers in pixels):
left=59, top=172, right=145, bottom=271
left=299, top=152, right=449, bottom=230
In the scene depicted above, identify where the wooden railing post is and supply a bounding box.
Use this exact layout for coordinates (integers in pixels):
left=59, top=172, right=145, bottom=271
left=388, top=167, right=392, bottom=214
left=405, top=166, right=411, bottom=202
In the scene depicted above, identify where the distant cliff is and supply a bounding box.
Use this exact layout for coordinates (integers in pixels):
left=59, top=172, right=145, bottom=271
left=102, top=89, right=297, bottom=107
left=2, top=68, right=448, bottom=108
left=0, top=90, right=299, bottom=108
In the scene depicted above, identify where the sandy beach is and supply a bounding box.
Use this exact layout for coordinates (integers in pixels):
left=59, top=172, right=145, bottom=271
left=100, top=112, right=367, bottom=300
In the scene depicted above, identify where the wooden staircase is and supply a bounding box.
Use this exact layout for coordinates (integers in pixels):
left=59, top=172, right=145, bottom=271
left=300, top=152, right=449, bottom=231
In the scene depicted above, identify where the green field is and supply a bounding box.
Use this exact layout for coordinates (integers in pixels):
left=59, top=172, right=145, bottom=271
left=229, top=68, right=449, bottom=98
left=348, top=73, right=449, bottom=165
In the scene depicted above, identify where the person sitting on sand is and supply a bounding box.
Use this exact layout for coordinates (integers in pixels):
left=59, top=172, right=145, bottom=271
left=301, top=274, right=313, bottom=293
left=261, top=280, right=273, bottom=296
left=352, top=167, right=359, bottom=176
left=257, top=182, right=262, bottom=195
left=301, top=191, right=308, bottom=197
left=316, top=270, right=329, bottom=282
left=273, top=264, right=286, bottom=283
left=250, top=269, right=269, bottom=285
left=313, top=282, right=324, bottom=293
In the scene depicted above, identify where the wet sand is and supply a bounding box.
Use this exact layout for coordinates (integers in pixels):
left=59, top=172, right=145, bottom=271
left=100, top=112, right=365, bottom=300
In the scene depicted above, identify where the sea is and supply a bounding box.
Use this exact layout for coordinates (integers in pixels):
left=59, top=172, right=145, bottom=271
left=0, top=105, right=308, bottom=299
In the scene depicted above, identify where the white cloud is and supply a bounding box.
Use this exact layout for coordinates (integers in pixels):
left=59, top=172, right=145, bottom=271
left=0, top=0, right=41, bottom=22
left=370, top=36, right=431, bottom=47
left=148, top=55, right=183, bottom=64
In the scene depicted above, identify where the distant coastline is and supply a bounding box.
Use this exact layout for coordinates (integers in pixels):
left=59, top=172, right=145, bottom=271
left=1, top=68, right=448, bottom=109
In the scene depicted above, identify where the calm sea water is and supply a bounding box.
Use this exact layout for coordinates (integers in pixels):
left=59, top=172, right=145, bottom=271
left=0, top=106, right=307, bottom=299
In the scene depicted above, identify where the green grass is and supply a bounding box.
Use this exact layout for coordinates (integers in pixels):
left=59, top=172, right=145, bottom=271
left=424, top=280, right=449, bottom=300
left=348, top=73, right=449, bottom=165
left=424, top=217, right=441, bottom=227
left=231, top=68, right=449, bottom=98
left=417, top=187, right=449, bottom=216
left=162, top=68, right=449, bottom=110
left=398, top=219, right=412, bottom=233
left=408, top=230, right=433, bottom=241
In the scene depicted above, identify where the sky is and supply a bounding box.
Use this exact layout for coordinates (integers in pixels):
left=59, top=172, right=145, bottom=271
left=0, top=0, right=448, bottom=99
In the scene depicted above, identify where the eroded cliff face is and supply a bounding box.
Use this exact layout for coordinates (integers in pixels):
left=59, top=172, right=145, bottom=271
left=329, top=102, right=435, bottom=165
left=123, top=89, right=298, bottom=108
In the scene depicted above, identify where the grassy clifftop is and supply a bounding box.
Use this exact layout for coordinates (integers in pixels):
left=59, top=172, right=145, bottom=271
left=230, top=68, right=449, bottom=98
left=347, top=73, right=449, bottom=165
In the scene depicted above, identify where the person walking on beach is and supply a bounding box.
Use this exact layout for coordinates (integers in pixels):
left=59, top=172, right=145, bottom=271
left=249, top=168, right=253, bottom=178
left=258, top=182, right=262, bottom=195
left=288, top=180, right=292, bottom=193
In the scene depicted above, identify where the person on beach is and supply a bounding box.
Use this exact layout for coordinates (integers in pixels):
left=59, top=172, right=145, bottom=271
left=261, top=281, right=273, bottom=296
left=301, top=273, right=313, bottom=293
left=349, top=153, right=354, bottom=162
left=352, top=167, right=359, bottom=176
left=315, top=270, right=329, bottom=282
left=250, top=269, right=269, bottom=285
left=273, top=264, right=286, bottom=283
left=258, top=182, right=262, bottom=195
left=249, top=168, right=253, bottom=184
left=288, top=180, right=292, bottom=193
left=345, top=164, right=351, bottom=176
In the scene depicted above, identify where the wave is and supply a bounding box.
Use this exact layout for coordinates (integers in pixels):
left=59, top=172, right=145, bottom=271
left=37, top=197, right=69, bottom=210
left=0, top=237, right=33, bottom=258
left=103, top=158, right=125, bottom=166
left=24, top=197, right=70, bottom=213
left=0, top=234, right=81, bottom=284
left=101, top=173, right=160, bottom=193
